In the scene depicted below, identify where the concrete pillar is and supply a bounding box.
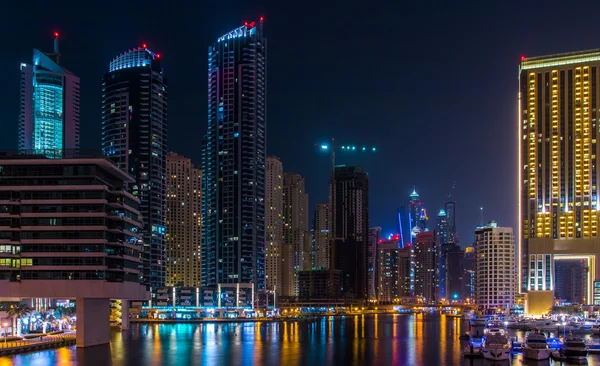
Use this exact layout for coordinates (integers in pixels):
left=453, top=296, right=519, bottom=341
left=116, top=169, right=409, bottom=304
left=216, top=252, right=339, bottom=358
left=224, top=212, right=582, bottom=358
left=121, top=300, right=129, bottom=331
left=76, top=297, right=110, bottom=348
left=251, top=283, right=255, bottom=310
left=236, top=283, right=240, bottom=308
left=218, top=284, right=221, bottom=308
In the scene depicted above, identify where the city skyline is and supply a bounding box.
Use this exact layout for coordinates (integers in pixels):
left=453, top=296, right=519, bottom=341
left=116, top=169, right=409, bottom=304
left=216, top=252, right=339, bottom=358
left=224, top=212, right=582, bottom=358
left=10, top=1, right=594, bottom=241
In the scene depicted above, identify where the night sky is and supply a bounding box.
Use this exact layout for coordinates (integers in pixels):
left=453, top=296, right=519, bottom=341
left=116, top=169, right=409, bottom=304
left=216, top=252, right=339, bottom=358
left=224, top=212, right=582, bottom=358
left=3, top=0, right=600, bottom=246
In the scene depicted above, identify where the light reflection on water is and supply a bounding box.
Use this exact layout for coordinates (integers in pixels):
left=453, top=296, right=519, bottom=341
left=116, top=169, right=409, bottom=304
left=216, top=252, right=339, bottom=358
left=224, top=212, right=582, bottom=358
left=2, top=314, right=600, bottom=365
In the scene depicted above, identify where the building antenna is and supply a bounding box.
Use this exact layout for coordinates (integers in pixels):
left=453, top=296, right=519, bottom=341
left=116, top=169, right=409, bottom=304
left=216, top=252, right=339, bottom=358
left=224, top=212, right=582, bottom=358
left=447, top=180, right=456, bottom=200
left=52, top=32, right=61, bottom=64
left=479, top=207, right=484, bottom=227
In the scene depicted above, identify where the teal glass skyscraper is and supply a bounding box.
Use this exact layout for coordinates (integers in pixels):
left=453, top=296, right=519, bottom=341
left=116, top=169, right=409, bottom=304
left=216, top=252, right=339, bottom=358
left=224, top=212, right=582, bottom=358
left=19, top=33, right=80, bottom=157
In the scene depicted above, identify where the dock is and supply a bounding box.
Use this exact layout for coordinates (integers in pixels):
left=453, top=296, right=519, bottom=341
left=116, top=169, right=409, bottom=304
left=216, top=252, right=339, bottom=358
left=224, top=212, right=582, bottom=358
left=0, top=334, right=76, bottom=356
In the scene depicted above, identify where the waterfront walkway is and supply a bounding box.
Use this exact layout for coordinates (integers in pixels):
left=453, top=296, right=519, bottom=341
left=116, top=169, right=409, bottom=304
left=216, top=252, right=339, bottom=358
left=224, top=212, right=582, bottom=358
left=0, top=333, right=76, bottom=356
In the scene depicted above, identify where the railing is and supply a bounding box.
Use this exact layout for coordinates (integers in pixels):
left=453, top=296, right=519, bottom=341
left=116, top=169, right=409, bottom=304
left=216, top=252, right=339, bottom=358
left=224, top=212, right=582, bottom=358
left=0, top=333, right=76, bottom=351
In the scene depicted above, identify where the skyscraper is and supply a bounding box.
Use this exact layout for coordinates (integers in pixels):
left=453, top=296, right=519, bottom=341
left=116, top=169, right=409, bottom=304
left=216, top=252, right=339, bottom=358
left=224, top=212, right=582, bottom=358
left=333, top=166, right=369, bottom=299
left=444, top=201, right=457, bottom=243
left=313, top=203, right=331, bottom=269
left=408, top=188, right=426, bottom=243
left=519, top=50, right=600, bottom=300
left=367, top=226, right=382, bottom=300
left=474, top=222, right=515, bottom=310
left=202, top=20, right=267, bottom=290
left=19, top=33, right=80, bottom=157
left=413, top=230, right=440, bottom=303
left=436, top=209, right=449, bottom=245
left=377, top=237, right=411, bottom=303
left=265, top=156, right=283, bottom=294
left=282, top=172, right=308, bottom=296
left=101, top=45, right=168, bottom=289
left=165, top=153, right=202, bottom=287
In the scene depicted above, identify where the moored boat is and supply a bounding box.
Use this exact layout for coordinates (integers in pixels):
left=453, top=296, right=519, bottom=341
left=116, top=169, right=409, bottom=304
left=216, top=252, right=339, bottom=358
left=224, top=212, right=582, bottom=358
left=522, top=331, right=552, bottom=360
left=481, top=332, right=511, bottom=361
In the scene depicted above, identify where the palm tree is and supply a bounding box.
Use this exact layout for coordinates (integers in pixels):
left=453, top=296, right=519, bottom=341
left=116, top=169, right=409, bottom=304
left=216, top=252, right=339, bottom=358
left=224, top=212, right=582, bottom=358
left=38, top=311, right=54, bottom=334
left=7, top=304, right=32, bottom=336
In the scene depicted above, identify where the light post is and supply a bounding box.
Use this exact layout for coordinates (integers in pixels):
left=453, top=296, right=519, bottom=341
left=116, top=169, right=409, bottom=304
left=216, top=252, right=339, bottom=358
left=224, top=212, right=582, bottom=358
left=318, top=140, right=376, bottom=299
left=2, top=322, right=7, bottom=344
left=562, top=321, right=567, bottom=339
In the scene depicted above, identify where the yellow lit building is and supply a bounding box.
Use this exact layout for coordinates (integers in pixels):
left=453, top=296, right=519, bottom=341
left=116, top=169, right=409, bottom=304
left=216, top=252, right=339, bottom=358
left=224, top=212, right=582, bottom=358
left=519, top=50, right=600, bottom=303
left=165, top=152, right=202, bottom=287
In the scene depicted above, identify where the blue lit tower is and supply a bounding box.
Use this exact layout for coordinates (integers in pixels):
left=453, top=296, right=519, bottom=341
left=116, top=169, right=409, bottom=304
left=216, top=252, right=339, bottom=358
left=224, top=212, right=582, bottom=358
left=19, top=33, right=80, bottom=158
left=101, top=45, right=168, bottom=289
left=444, top=201, right=457, bottom=243
left=202, top=20, right=267, bottom=291
left=409, top=188, right=425, bottom=243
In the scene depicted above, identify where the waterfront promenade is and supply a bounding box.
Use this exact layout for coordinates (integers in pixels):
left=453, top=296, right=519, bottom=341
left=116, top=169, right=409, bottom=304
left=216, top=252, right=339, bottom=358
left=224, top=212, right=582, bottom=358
left=0, top=332, right=76, bottom=356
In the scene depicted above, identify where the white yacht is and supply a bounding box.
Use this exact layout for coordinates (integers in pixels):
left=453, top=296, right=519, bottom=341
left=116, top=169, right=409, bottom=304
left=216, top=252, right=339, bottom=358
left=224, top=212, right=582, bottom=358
left=522, top=332, right=552, bottom=360
left=503, top=315, right=519, bottom=328
left=481, top=331, right=512, bottom=361
left=470, top=315, right=487, bottom=327
left=561, top=334, right=588, bottom=361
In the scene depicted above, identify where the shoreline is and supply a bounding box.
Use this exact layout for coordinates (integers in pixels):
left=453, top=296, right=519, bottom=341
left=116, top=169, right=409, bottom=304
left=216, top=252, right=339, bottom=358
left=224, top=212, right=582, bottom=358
left=130, top=312, right=433, bottom=324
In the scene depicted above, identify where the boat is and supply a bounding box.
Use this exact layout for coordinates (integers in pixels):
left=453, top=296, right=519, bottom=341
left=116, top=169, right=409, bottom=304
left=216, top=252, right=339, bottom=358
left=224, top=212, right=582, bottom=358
left=481, top=331, right=512, bottom=361
left=560, top=333, right=588, bottom=361
left=470, top=315, right=487, bottom=326
left=484, top=327, right=506, bottom=336
left=522, top=332, right=552, bottom=360
left=592, top=324, right=600, bottom=335
left=503, top=315, right=519, bottom=328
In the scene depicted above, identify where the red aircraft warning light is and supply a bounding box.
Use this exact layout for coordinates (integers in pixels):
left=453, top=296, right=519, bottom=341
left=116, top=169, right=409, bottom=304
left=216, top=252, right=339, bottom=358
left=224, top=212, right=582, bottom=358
left=54, top=32, right=59, bottom=37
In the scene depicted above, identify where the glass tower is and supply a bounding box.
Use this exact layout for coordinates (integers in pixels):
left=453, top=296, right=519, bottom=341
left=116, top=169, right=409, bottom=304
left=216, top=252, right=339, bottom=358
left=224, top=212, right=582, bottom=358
left=19, top=34, right=80, bottom=158
left=202, top=20, right=267, bottom=290
left=101, top=46, right=168, bottom=289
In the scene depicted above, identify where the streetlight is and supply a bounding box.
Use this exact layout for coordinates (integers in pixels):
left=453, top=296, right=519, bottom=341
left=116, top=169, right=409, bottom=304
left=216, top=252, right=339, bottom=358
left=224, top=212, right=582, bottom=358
left=562, top=321, right=567, bottom=339
left=2, top=322, right=7, bottom=344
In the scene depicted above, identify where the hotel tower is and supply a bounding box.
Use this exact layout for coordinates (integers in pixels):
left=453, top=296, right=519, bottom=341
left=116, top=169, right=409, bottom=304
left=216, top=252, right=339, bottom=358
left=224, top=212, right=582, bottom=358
left=520, top=49, right=600, bottom=303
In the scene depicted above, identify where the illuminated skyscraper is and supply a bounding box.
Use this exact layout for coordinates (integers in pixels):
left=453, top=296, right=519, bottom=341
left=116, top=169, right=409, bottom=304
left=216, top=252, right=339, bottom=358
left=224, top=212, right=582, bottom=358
left=519, top=50, right=600, bottom=300
left=202, top=20, right=267, bottom=290
left=265, top=156, right=283, bottom=294
left=19, top=33, right=80, bottom=157
left=367, top=226, right=382, bottom=300
left=313, top=203, right=331, bottom=269
left=165, top=153, right=202, bottom=287
left=444, top=201, right=457, bottom=243
left=282, top=172, right=308, bottom=296
left=474, top=222, right=515, bottom=310
left=101, top=45, right=168, bottom=288
left=408, top=188, right=426, bottom=243
left=376, top=237, right=411, bottom=303
left=413, top=230, right=439, bottom=303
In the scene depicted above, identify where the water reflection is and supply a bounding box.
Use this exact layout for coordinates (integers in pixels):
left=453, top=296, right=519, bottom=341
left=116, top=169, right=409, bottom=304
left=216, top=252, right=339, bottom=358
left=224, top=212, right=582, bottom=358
left=2, top=314, right=600, bottom=365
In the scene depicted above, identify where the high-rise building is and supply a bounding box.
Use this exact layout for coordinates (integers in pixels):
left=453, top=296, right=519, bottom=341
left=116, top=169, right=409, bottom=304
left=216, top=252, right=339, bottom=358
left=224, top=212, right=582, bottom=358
left=413, top=230, right=440, bottom=303
left=444, top=201, right=457, bottom=243
left=313, top=203, right=331, bottom=269
left=474, top=222, right=515, bottom=310
left=265, top=156, right=283, bottom=294
left=443, top=243, right=465, bottom=301
left=102, top=45, right=168, bottom=289
left=408, top=188, right=426, bottom=243
left=19, top=34, right=80, bottom=157
left=0, top=152, right=148, bottom=347
left=165, top=153, right=202, bottom=287
left=519, top=50, right=600, bottom=300
left=436, top=209, right=449, bottom=245
left=333, top=166, right=369, bottom=299
left=462, top=246, right=475, bottom=301
left=202, top=20, right=267, bottom=291
left=376, top=238, right=411, bottom=303
left=437, top=209, right=450, bottom=299
left=282, top=172, right=308, bottom=296
left=367, top=227, right=382, bottom=300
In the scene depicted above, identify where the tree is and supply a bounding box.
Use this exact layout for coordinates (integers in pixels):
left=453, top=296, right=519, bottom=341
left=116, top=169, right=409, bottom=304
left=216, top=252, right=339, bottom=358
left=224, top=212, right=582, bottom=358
left=7, top=304, right=32, bottom=336
left=38, top=311, right=54, bottom=334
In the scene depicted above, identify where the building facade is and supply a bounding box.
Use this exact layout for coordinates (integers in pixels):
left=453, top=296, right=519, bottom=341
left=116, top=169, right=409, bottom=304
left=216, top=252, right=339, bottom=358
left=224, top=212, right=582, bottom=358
left=202, top=20, right=267, bottom=290
left=313, top=203, right=331, bottom=269
left=413, top=230, right=439, bottom=303
left=102, top=46, right=168, bottom=289
left=165, top=153, right=202, bottom=287
left=519, top=50, right=600, bottom=299
left=474, top=222, right=515, bottom=310
left=376, top=238, right=411, bottom=303
left=333, top=166, right=369, bottom=299
left=367, top=227, right=382, bottom=300
left=444, top=201, right=457, bottom=244
left=282, top=172, right=308, bottom=296
left=265, top=156, right=283, bottom=294
left=0, top=153, right=149, bottom=347
left=19, top=34, right=80, bottom=157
